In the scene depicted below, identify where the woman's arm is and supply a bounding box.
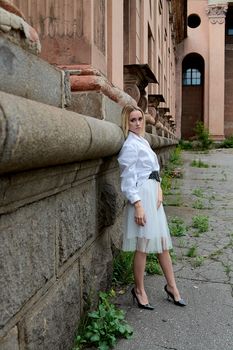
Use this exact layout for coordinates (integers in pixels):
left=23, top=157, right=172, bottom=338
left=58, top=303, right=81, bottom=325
left=157, top=182, right=163, bottom=208
left=117, top=143, right=140, bottom=204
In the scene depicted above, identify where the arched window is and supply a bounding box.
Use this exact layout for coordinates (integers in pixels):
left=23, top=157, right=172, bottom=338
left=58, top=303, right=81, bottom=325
left=183, top=68, right=201, bottom=86
left=226, top=6, right=233, bottom=36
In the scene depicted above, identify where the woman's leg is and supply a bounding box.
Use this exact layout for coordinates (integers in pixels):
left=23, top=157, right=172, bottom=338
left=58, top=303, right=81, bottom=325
left=133, top=250, right=149, bottom=304
left=157, top=250, right=181, bottom=301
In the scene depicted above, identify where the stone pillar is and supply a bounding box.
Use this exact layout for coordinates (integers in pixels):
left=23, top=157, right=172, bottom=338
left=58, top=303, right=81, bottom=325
left=206, top=3, right=228, bottom=140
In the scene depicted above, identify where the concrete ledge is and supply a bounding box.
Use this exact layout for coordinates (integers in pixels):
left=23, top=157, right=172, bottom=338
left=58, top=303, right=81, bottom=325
left=0, top=38, right=70, bottom=107
left=0, top=91, right=124, bottom=174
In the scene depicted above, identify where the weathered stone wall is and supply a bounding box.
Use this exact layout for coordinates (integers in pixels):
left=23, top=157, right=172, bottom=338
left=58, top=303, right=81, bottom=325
left=0, top=156, right=124, bottom=350
left=0, top=92, right=176, bottom=350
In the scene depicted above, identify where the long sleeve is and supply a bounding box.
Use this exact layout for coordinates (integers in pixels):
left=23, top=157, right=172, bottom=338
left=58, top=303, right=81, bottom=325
left=117, top=143, right=141, bottom=204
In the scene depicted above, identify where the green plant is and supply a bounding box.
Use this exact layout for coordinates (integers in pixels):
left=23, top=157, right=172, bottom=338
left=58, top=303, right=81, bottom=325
left=168, top=216, right=187, bottom=237
left=224, top=263, right=231, bottom=274
left=208, top=248, right=223, bottom=258
left=161, top=146, right=183, bottom=195
left=73, top=290, right=133, bottom=350
left=192, top=199, right=205, bottom=209
left=192, top=188, right=204, bottom=198
left=177, top=238, right=186, bottom=248
left=186, top=245, right=198, bottom=257
left=194, top=121, right=213, bottom=150
left=220, top=135, right=233, bottom=148
left=161, top=173, right=172, bottom=195
left=165, top=195, right=183, bottom=207
left=145, top=254, right=162, bottom=275
left=169, top=146, right=183, bottom=166
left=190, top=159, right=209, bottom=168
left=192, top=215, right=209, bottom=233
left=179, top=139, right=193, bottom=150
left=191, top=256, right=204, bottom=268
left=112, top=252, right=134, bottom=286
left=172, top=179, right=180, bottom=190
left=169, top=249, right=177, bottom=263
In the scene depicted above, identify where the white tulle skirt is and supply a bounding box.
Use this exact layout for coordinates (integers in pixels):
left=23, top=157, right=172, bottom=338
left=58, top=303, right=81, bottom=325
left=122, top=179, right=172, bottom=253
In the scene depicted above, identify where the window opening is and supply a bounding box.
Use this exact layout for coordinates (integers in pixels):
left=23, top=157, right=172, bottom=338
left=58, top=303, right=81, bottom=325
left=188, top=14, right=201, bottom=29
left=183, top=68, right=201, bottom=86
left=226, top=7, right=233, bottom=36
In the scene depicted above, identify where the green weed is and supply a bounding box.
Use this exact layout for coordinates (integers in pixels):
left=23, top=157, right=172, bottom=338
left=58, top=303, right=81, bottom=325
left=145, top=254, right=162, bottom=275
left=192, top=188, right=204, bottom=198
left=224, top=263, right=231, bottom=274
left=220, top=135, right=233, bottom=148
left=192, top=199, right=205, bottom=209
left=161, top=174, right=172, bottom=195
left=193, top=121, right=213, bottom=150
left=179, top=139, right=193, bottom=150
left=161, top=146, right=183, bottom=194
left=190, top=159, right=209, bottom=168
left=177, top=238, right=186, bottom=248
left=168, top=216, right=187, bottom=237
left=165, top=196, right=183, bottom=207
left=186, top=245, right=198, bottom=257
left=169, top=146, right=183, bottom=166
left=192, top=215, right=209, bottom=233
left=73, top=290, right=133, bottom=350
left=169, top=249, right=177, bottom=263
left=192, top=256, right=205, bottom=268
left=208, top=249, right=223, bottom=258
left=112, top=252, right=134, bottom=286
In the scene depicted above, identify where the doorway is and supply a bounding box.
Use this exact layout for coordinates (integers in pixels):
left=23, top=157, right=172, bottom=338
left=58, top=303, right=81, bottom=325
left=181, top=53, right=204, bottom=139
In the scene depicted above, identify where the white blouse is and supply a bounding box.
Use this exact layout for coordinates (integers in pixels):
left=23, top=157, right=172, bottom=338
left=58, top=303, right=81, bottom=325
left=117, top=131, right=160, bottom=204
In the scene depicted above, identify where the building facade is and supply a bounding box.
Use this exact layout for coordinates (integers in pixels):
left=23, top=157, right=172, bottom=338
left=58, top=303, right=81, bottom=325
left=7, top=0, right=187, bottom=137
left=4, top=0, right=233, bottom=141
left=177, top=0, right=233, bottom=140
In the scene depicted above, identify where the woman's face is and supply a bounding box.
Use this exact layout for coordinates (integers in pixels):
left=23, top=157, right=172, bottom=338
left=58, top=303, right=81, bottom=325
left=128, top=110, right=144, bottom=136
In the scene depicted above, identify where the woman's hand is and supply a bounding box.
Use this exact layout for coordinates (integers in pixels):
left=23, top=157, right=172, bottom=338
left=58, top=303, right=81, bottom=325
left=157, top=184, right=163, bottom=208
left=134, top=201, right=146, bottom=226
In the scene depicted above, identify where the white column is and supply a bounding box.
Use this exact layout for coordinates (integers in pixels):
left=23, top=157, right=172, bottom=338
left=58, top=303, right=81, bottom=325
left=206, top=4, right=227, bottom=140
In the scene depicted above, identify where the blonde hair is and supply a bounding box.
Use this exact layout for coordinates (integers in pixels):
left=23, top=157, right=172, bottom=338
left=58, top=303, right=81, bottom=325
left=121, top=104, right=145, bottom=138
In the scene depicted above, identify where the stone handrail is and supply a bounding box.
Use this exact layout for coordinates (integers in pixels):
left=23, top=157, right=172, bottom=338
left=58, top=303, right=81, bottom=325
left=0, top=91, right=124, bottom=175
left=0, top=90, right=178, bottom=176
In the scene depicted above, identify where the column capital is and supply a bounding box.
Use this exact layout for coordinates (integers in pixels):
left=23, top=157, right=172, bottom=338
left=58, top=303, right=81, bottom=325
left=206, top=4, right=228, bottom=24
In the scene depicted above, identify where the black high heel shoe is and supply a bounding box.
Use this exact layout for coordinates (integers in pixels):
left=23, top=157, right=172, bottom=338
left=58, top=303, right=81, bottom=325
left=131, top=288, right=155, bottom=310
left=164, top=285, right=186, bottom=307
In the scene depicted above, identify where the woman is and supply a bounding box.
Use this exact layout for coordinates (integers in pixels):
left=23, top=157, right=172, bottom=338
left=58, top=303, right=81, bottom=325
left=117, top=104, right=186, bottom=310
